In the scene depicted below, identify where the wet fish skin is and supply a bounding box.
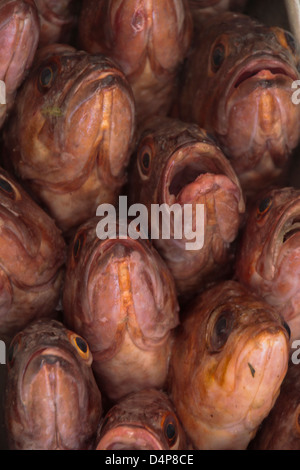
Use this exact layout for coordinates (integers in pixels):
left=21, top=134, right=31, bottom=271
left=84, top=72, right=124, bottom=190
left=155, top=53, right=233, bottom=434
left=0, top=0, right=40, bottom=127
left=236, top=186, right=300, bottom=343
left=0, top=167, right=66, bottom=342
left=62, top=217, right=179, bottom=403
left=2, top=43, right=136, bottom=233
left=249, top=359, right=300, bottom=450
left=78, top=0, right=193, bottom=122
left=5, top=319, right=103, bottom=450
left=96, top=388, right=187, bottom=450
left=168, top=280, right=290, bottom=450
left=128, top=115, right=245, bottom=300
left=34, top=0, right=80, bottom=47
left=178, top=12, right=300, bottom=195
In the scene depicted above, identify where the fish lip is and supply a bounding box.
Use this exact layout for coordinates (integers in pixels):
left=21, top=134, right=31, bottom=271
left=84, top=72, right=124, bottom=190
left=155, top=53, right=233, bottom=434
left=19, top=346, right=77, bottom=402
left=160, top=141, right=243, bottom=210
left=267, top=198, right=300, bottom=271
left=219, top=54, right=299, bottom=132
left=96, top=424, right=165, bottom=450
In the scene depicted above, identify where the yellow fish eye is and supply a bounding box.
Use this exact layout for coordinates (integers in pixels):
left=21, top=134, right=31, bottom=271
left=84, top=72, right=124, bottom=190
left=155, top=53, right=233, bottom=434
left=256, top=196, right=273, bottom=219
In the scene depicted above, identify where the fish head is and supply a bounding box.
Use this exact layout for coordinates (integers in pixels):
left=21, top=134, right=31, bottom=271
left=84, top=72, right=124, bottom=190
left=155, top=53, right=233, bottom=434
left=236, top=188, right=300, bottom=328
left=5, top=319, right=102, bottom=449
left=0, top=168, right=65, bottom=290
left=0, top=0, right=39, bottom=124
left=96, top=389, right=186, bottom=450
left=79, top=0, right=192, bottom=78
left=63, top=217, right=179, bottom=360
left=171, top=281, right=290, bottom=449
left=13, top=44, right=135, bottom=191
left=181, top=13, right=300, bottom=188
left=133, top=117, right=245, bottom=252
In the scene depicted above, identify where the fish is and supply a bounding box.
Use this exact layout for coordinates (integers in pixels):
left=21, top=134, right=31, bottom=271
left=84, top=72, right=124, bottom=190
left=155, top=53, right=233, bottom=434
left=96, top=388, right=187, bottom=450
left=128, top=116, right=245, bottom=300
left=62, top=217, right=179, bottom=403
left=235, top=187, right=300, bottom=343
left=189, top=0, right=247, bottom=31
left=0, top=0, right=40, bottom=127
left=178, top=12, right=300, bottom=195
left=168, top=280, right=290, bottom=450
left=249, top=359, right=300, bottom=450
left=0, top=167, right=66, bottom=342
left=34, top=0, right=80, bottom=47
left=5, top=319, right=103, bottom=450
left=2, top=43, right=136, bottom=233
left=77, top=0, right=193, bottom=122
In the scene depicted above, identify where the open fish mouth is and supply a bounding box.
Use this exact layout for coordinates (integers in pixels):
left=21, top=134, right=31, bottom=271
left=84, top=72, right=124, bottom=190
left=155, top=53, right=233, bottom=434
left=232, top=57, right=298, bottom=90
left=96, top=424, right=164, bottom=450
left=161, top=142, right=242, bottom=206
left=256, top=200, right=300, bottom=281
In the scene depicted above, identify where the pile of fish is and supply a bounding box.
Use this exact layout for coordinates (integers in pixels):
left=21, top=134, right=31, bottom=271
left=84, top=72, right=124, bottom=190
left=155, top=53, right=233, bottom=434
left=1, top=0, right=300, bottom=450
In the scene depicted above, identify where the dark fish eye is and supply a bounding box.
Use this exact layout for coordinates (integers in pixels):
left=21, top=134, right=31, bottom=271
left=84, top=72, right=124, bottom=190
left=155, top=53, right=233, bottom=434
left=138, top=145, right=153, bottom=178
left=75, top=336, right=88, bottom=354
left=0, top=178, right=15, bottom=199
left=284, top=31, right=296, bottom=54
left=142, top=152, right=150, bottom=171
left=283, top=321, right=291, bottom=340
left=209, top=310, right=235, bottom=352
left=68, top=331, right=91, bottom=362
left=257, top=197, right=273, bottom=219
left=211, top=43, right=226, bottom=72
left=38, top=63, right=58, bottom=92
left=162, top=414, right=178, bottom=448
left=73, top=232, right=86, bottom=260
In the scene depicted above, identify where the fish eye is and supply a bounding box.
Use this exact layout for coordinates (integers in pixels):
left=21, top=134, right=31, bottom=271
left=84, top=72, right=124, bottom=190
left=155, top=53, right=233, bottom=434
left=0, top=177, right=15, bottom=199
left=7, top=333, right=23, bottom=369
left=207, top=309, right=235, bottom=352
left=67, top=331, right=92, bottom=363
left=38, top=62, right=58, bottom=92
left=284, top=31, right=297, bottom=54
left=137, top=143, right=153, bottom=179
left=283, top=321, right=291, bottom=340
left=73, top=231, right=86, bottom=261
left=162, top=414, right=178, bottom=448
left=211, top=43, right=226, bottom=71
left=272, top=27, right=297, bottom=55
left=256, top=196, right=273, bottom=219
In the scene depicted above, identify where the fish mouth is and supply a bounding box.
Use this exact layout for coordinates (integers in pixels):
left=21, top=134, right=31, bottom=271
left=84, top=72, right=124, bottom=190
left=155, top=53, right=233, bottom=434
left=96, top=424, right=164, bottom=450
left=231, top=57, right=298, bottom=91
left=258, top=199, right=300, bottom=281
left=80, top=235, right=176, bottom=357
left=210, top=321, right=289, bottom=429
left=162, top=142, right=243, bottom=209
left=220, top=55, right=299, bottom=133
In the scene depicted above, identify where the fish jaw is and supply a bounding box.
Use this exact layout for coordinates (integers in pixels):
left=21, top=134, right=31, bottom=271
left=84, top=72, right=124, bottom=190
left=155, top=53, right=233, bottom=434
left=163, top=143, right=244, bottom=244
left=96, top=424, right=165, bottom=450
left=219, top=58, right=300, bottom=188
left=19, top=347, right=91, bottom=449
left=188, top=325, right=289, bottom=450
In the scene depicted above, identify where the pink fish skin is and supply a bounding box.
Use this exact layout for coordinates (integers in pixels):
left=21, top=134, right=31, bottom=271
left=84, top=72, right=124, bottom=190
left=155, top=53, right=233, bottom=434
left=178, top=12, right=300, bottom=196
left=168, top=280, right=290, bottom=450
left=249, top=360, right=300, bottom=450
left=129, top=116, right=245, bottom=300
left=78, top=0, right=193, bottom=122
left=34, top=0, right=80, bottom=47
left=236, top=187, right=300, bottom=343
left=0, top=0, right=40, bottom=127
left=96, top=389, right=188, bottom=450
left=0, top=167, right=66, bottom=342
left=62, top=217, right=179, bottom=403
left=5, top=319, right=103, bottom=450
left=2, top=44, right=136, bottom=233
